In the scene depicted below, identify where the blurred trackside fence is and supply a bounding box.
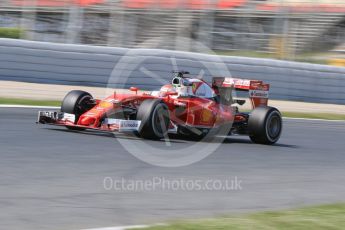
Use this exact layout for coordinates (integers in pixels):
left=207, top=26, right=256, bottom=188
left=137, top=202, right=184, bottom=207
left=0, top=38, right=345, bottom=104
left=1, top=1, right=345, bottom=58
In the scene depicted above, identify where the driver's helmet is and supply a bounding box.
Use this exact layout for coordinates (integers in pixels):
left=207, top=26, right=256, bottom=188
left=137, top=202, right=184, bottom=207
left=159, top=84, right=175, bottom=97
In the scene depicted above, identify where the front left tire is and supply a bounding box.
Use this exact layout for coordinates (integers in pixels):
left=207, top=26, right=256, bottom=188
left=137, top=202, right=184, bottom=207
left=61, top=90, right=93, bottom=130
left=136, top=99, right=170, bottom=140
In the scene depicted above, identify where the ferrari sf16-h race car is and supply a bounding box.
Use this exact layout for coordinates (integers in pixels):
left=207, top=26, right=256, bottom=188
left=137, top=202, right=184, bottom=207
left=37, top=71, right=282, bottom=144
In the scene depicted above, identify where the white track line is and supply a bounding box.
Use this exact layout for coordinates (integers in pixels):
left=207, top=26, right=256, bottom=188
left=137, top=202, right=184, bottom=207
left=1, top=104, right=344, bottom=122
left=0, top=104, right=59, bottom=109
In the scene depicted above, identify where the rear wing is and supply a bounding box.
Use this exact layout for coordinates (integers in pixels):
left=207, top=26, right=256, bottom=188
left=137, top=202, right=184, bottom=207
left=212, top=77, right=270, bottom=108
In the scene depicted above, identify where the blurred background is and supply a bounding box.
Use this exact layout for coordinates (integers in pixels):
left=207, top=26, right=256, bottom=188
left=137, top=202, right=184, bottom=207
left=0, top=0, right=345, bottom=65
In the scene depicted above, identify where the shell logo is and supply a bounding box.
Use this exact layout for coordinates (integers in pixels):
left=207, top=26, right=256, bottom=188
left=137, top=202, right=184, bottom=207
left=201, top=109, right=213, bottom=123
left=99, top=101, right=113, bottom=108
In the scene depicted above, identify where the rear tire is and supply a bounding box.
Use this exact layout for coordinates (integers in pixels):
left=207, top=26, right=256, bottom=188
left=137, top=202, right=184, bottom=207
left=61, top=90, right=93, bottom=130
left=248, top=106, right=282, bottom=145
left=136, top=99, right=170, bottom=140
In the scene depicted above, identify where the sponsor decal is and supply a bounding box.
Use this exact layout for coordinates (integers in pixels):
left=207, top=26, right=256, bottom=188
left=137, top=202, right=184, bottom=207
left=104, top=119, right=141, bottom=131
left=120, top=120, right=141, bottom=129
left=99, top=101, right=113, bottom=108
left=106, top=98, right=120, bottom=103
left=201, top=109, right=213, bottom=123
left=62, top=113, right=76, bottom=123
left=249, top=90, right=269, bottom=98
left=225, top=78, right=250, bottom=87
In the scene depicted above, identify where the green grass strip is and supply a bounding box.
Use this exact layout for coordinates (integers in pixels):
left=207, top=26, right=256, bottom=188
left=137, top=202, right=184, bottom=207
left=134, top=203, right=345, bottom=230
left=0, top=97, right=61, bottom=107
left=282, top=112, right=345, bottom=120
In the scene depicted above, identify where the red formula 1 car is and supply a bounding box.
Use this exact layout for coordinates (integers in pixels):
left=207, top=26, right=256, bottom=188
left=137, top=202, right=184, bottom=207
left=37, top=71, right=282, bottom=144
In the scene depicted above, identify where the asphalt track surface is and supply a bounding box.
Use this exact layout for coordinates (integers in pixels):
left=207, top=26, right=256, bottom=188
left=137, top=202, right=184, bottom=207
left=1, top=108, right=345, bottom=230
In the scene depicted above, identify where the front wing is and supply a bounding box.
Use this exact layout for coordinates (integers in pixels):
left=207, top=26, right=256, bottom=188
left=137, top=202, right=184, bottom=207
left=37, top=111, right=141, bottom=132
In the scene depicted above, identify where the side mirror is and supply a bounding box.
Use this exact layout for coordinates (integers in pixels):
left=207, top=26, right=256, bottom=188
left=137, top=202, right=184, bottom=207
left=130, top=87, right=139, bottom=94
